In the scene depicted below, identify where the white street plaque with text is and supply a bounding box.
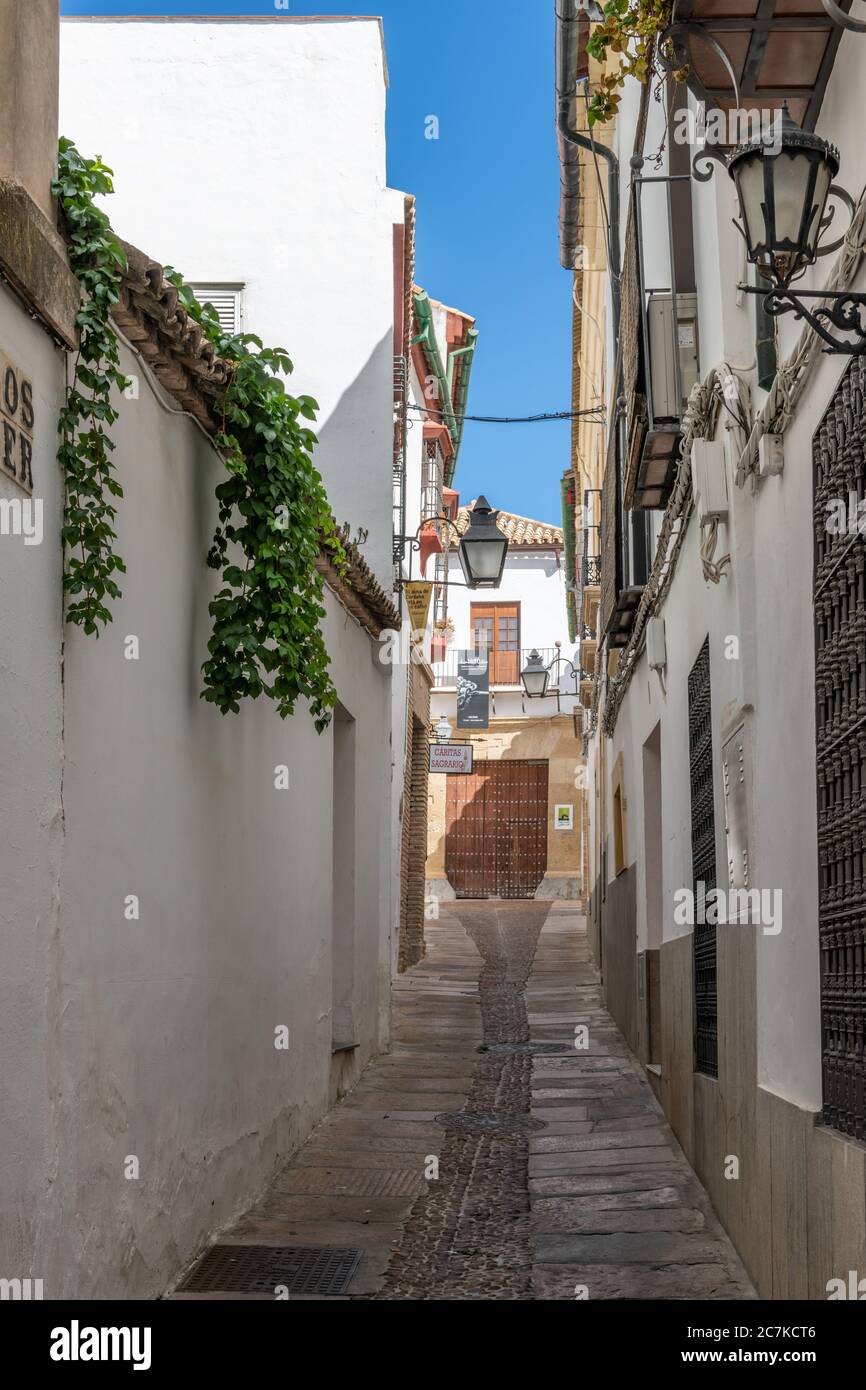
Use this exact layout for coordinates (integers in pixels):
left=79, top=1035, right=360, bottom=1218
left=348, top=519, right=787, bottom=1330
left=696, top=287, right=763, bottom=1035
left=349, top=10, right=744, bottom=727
left=428, top=743, right=473, bottom=775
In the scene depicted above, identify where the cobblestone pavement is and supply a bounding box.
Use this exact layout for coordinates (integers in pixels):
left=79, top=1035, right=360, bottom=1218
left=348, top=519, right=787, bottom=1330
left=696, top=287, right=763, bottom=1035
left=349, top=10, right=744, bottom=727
left=171, top=902, right=755, bottom=1300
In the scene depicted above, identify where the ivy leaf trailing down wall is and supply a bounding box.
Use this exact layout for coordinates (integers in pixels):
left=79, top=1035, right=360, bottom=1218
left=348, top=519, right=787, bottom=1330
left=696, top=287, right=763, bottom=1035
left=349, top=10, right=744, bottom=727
left=586, top=2, right=678, bottom=127
left=54, top=138, right=129, bottom=634
left=166, top=271, right=343, bottom=731
left=54, top=141, right=344, bottom=732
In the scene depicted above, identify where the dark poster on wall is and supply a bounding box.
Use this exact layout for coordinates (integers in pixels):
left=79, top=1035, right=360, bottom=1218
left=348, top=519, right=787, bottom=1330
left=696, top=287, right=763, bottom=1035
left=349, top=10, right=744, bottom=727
left=457, top=649, right=489, bottom=730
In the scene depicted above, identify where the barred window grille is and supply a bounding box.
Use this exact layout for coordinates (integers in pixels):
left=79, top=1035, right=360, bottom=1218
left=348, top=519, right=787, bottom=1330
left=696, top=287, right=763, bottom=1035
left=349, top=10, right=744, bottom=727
left=814, top=356, right=866, bottom=1141
left=188, top=284, right=243, bottom=335
left=421, top=439, right=443, bottom=523
left=689, top=635, right=718, bottom=1078
left=393, top=355, right=408, bottom=568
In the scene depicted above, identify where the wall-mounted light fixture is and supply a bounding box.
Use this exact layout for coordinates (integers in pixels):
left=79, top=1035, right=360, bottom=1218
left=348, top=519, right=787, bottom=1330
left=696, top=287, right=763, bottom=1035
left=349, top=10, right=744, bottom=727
left=520, top=649, right=553, bottom=699
left=456, top=496, right=509, bottom=590
left=731, top=107, right=865, bottom=354
left=397, top=495, right=509, bottom=592
left=520, top=647, right=580, bottom=702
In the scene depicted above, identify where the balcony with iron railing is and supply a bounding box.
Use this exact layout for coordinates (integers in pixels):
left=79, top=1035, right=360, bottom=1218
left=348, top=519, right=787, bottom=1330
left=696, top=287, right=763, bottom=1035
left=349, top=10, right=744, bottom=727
left=582, top=551, right=601, bottom=589
left=581, top=507, right=602, bottom=631
left=432, top=646, right=579, bottom=693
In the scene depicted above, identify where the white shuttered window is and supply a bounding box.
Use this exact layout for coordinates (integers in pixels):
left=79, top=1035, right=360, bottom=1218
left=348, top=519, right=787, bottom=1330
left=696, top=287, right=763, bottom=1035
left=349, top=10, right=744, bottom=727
left=189, top=284, right=244, bottom=334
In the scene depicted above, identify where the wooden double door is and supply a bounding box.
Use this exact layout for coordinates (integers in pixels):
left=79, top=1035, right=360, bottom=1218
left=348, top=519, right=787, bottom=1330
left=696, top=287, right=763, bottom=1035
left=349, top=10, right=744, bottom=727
left=445, top=759, right=548, bottom=899
left=471, top=602, right=520, bottom=686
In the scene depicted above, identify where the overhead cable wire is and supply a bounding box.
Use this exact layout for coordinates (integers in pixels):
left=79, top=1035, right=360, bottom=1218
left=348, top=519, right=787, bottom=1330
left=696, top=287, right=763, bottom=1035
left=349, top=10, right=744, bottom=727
left=407, top=405, right=606, bottom=424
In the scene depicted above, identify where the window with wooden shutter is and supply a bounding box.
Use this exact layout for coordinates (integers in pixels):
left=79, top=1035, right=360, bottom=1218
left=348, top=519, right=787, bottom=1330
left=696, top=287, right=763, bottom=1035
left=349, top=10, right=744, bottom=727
left=470, top=602, right=520, bottom=685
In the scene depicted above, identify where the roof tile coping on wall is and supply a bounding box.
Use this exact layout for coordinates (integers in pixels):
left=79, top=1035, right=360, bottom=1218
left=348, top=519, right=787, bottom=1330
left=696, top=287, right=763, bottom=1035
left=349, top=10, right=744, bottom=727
left=111, top=238, right=398, bottom=640
left=455, top=503, right=563, bottom=550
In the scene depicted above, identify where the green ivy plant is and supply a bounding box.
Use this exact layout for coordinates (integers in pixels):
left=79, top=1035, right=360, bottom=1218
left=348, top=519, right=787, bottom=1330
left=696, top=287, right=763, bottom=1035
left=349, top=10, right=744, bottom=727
left=53, top=138, right=129, bottom=633
left=54, top=139, right=344, bottom=731
left=165, top=271, right=343, bottom=730
left=586, top=1, right=680, bottom=127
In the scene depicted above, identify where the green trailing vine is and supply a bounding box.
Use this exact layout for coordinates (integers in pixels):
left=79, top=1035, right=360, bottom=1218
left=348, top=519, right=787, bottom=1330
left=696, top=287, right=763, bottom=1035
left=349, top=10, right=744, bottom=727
left=586, top=2, right=680, bottom=127
left=166, top=271, right=343, bottom=730
left=54, top=139, right=344, bottom=731
left=54, top=138, right=129, bottom=634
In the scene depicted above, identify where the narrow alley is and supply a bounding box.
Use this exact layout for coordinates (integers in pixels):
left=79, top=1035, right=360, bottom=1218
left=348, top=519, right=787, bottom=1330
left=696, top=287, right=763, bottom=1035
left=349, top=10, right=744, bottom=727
left=7, top=0, right=866, bottom=1341
left=171, top=904, right=754, bottom=1301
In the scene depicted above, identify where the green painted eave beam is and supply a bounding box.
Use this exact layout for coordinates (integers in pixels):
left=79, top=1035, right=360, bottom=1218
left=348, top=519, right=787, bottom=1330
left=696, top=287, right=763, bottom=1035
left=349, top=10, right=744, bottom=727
left=448, top=327, right=478, bottom=484
left=412, top=291, right=457, bottom=460
left=412, top=290, right=478, bottom=488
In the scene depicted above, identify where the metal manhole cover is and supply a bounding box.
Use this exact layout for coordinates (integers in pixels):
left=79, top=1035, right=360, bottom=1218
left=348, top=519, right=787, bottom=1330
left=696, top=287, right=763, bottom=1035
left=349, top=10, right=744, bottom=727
left=435, top=1111, right=546, bottom=1134
left=178, top=1244, right=362, bottom=1297
left=477, top=1042, right=572, bottom=1055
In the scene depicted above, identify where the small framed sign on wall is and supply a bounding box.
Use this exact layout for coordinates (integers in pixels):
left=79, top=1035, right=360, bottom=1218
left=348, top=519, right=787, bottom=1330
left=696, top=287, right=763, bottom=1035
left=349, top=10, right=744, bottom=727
left=554, top=804, right=574, bottom=831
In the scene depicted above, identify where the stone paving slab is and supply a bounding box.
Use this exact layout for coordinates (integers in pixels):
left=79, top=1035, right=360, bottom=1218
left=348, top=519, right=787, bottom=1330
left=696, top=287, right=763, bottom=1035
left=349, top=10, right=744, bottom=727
left=531, top=1202, right=707, bottom=1234
left=526, top=912, right=755, bottom=1300
left=532, top=1263, right=751, bottom=1300
left=168, top=904, right=755, bottom=1301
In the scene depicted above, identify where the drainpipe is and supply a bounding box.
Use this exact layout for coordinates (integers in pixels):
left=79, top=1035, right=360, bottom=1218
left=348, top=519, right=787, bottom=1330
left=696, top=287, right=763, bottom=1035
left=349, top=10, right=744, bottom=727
left=556, top=0, right=628, bottom=588
left=555, top=0, right=620, bottom=341
left=411, top=290, right=459, bottom=460
left=447, top=329, right=479, bottom=473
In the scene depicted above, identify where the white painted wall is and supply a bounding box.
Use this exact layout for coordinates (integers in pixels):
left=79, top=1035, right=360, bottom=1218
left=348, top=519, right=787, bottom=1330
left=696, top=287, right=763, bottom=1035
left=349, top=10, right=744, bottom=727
left=593, top=42, right=866, bottom=1113
left=60, top=15, right=398, bottom=588
left=24, top=338, right=391, bottom=1299
left=0, top=283, right=66, bottom=1293
left=2, top=14, right=401, bottom=1296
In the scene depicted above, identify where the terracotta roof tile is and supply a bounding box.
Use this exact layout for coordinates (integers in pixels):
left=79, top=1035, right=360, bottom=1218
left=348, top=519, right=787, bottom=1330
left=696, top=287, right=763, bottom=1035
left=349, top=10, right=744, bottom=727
left=455, top=503, right=563, bottom=549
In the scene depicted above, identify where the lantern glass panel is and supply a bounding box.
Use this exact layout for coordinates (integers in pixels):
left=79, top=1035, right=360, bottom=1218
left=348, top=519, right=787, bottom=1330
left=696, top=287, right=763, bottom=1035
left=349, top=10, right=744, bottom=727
left=460, top=536, right=507, bottom=584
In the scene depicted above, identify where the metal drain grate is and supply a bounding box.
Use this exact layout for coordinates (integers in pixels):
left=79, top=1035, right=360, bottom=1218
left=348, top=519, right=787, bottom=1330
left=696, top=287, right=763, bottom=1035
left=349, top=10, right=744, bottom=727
left=178, top=1244, right=362, bottom=1297
left=435, top=1111, right=546, bottom=1134
left=477, top=1042, right=572, bottom=1055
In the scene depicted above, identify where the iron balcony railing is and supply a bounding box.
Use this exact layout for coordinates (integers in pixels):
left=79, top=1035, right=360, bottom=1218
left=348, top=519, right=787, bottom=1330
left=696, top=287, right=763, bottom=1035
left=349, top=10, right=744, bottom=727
left=432, top=646, right=579, bottom=692
left=392, top=355, right=408, bottom=567
left=582, top=552, right=602, bottom=587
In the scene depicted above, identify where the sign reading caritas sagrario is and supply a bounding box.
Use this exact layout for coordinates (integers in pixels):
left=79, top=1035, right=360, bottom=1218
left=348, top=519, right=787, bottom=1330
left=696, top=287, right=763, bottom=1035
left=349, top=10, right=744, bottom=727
left=0, top=351, right=34, bottom=494
left=429, top=742, right=474, bottom=775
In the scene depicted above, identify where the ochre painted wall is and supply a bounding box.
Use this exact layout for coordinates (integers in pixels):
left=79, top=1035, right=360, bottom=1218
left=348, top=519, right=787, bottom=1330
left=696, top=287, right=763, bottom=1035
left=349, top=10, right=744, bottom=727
left=426, top=714, right=584, bottom=893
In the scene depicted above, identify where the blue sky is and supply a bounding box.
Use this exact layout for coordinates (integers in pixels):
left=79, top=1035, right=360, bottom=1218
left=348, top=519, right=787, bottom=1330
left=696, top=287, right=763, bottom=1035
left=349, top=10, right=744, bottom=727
left=61, top=1, right=571, bottom=524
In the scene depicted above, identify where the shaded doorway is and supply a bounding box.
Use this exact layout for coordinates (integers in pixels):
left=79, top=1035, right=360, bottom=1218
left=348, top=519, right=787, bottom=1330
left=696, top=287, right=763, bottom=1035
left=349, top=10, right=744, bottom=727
left=331, top=702, right=356, bottom=1051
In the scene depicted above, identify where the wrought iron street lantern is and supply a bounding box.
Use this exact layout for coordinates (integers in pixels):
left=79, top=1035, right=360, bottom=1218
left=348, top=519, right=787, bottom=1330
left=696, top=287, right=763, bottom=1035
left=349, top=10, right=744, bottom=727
left=730, top=107, right=866, bottom=354
left=458, top=496, right=509, bottom=590
left=433, top=715, right=453, bottom=743
left=728, top=106, right=838, bottom=288
left=397, top=496, right=508, bottom=592
left=521, top=646, right=580, bottom=704
left=520, top=650, right=551, bottom=699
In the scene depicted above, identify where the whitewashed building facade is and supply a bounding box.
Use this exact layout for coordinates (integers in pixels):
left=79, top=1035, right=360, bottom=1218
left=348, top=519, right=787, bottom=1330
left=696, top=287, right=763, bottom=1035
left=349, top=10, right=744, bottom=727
left=559, top=0, right=866, bottom=1295
left=0, top=6, right=404, bottom=1300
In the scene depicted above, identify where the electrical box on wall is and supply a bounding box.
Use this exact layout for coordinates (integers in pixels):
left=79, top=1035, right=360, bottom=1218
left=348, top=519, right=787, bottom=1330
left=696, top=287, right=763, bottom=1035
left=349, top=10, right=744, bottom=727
left=691, top=438, right=728, bottom=521
left=647, top=616, right=667, bottom=671
left=758, top=433, right=784, bottom=478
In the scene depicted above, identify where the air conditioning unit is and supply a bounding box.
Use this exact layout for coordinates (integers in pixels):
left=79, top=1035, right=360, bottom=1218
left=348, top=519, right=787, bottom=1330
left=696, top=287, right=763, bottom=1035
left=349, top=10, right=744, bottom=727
left=647, top=293, right=699, bottom=422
